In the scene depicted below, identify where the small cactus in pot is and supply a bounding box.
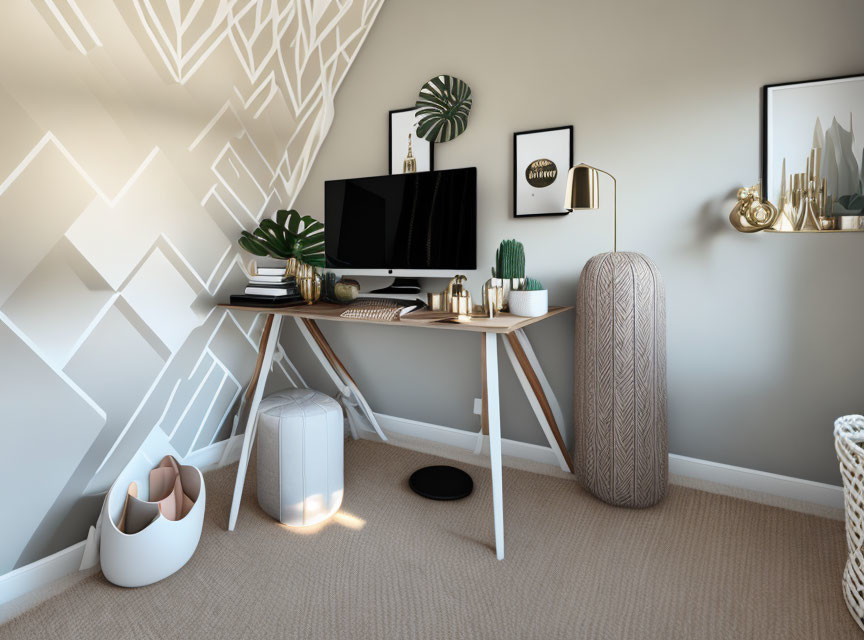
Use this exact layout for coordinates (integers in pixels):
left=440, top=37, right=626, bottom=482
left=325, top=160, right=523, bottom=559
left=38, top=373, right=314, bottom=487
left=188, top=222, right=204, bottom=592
left=488, top=239, right=526, bottom=309
left=509, top=277, right=548, bottom=318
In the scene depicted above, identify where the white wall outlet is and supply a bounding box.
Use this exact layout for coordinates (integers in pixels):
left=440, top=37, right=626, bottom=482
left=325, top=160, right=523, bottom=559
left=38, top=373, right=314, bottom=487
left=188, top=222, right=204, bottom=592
left=473, top=398, right=482, bottom=415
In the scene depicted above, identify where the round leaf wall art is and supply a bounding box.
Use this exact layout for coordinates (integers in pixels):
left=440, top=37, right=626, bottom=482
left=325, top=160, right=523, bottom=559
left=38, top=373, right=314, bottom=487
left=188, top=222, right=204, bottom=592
left=415, top=75, right=472, bottom=143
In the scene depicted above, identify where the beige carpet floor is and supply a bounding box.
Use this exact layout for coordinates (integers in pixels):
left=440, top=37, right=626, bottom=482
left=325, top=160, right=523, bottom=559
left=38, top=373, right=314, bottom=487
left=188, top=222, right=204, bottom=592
left=1, top=440, right=858, bottom=639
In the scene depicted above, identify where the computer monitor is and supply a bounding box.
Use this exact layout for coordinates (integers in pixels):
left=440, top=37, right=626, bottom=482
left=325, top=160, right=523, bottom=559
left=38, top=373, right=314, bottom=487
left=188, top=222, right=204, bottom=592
left=324, top=167, right=476, bottom=277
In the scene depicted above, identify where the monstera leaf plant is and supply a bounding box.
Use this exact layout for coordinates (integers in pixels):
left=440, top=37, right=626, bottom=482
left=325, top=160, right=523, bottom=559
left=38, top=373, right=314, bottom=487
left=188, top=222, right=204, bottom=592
left=238, top=209, right=325, bottom=267
left=415, top=75, right=473, bottom=143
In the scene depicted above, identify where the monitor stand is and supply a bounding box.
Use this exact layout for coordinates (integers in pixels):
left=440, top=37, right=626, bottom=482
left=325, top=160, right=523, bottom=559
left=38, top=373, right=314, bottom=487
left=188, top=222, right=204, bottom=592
left=368, top=277, right=421, bottom=295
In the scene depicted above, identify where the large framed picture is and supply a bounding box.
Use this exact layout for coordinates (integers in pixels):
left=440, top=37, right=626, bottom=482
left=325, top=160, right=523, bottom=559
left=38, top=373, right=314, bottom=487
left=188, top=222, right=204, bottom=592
left=513, top=125, right=573, bottom=217
left=389, top=107, right=434, bottom=175
left=763, top=74, right=864, bottom=212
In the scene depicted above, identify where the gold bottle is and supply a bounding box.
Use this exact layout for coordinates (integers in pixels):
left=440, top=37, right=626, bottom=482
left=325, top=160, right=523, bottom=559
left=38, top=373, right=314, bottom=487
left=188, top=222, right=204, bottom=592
left=403, top=133, right=417, bottom=173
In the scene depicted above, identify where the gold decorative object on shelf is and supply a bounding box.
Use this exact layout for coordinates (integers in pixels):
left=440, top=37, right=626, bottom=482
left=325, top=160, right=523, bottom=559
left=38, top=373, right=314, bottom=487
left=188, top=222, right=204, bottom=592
left=297, top=263, right=321, bottom=305
left=482, top=279, right=504, bottom=317
left=447, top=275, right=473, bottom=318
left=402, top=134, right=417, bottom=173
left=427, top=292, right=445, bottom=311
left=733, top=122, right=864, bottom=234
left=730, top=179, right=864, bottom=234
left=729, top=185, right=778, bottom=232
left=286, top=257, right=302, bottom=277
left=333, top=277, right=360, bottom=302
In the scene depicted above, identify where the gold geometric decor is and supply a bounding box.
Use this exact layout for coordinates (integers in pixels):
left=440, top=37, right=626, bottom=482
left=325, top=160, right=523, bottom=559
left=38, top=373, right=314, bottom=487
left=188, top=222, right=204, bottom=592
left=738, top=73, right=864, bottom=234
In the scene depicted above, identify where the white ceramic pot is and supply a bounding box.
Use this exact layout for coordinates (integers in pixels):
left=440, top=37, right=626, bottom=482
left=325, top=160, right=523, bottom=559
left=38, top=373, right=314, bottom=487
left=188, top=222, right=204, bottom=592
left=508, top=289, right=548, bottom=317
left=99, top=463, right=205, bottom=588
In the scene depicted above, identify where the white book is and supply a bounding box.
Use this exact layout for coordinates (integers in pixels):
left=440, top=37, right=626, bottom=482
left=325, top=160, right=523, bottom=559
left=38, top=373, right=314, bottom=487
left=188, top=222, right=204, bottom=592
left=244, top=286, right=293, bottom=296
left=255, top=267, right=286, bottom=276
left=248, top=274, right=290, bottom=284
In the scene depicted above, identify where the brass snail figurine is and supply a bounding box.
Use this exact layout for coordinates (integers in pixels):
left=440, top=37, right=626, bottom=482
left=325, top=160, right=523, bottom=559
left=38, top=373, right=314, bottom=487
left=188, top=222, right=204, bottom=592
left=729, top=185, right=779, bottom=233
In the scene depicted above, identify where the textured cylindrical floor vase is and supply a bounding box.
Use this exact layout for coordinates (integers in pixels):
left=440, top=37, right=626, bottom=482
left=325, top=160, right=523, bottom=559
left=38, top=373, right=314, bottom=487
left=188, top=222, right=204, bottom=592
left=575, top=252, right=667, bottom=507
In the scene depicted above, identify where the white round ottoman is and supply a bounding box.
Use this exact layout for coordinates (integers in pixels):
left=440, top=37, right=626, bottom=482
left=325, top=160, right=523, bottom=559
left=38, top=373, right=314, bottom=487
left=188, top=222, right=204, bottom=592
left=256, top=389, right=344, bottom=527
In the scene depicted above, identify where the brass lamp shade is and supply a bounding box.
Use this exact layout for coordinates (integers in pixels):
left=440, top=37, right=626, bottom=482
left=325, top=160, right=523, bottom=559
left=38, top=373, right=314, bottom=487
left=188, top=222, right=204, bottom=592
left=564, top=164, right=601, bottom=210
left=564, top=162, right=618, bottom=252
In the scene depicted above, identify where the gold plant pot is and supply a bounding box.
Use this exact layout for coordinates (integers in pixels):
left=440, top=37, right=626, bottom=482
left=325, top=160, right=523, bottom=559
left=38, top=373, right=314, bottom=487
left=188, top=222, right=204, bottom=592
left=285, top=257, right=302, bottom=277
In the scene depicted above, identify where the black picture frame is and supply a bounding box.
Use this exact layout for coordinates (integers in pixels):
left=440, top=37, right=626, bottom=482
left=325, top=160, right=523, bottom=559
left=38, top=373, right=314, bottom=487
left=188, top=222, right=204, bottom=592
left=388, top=107, right=434, bottom=175
left=513, top=125, right=573, bottom=218
left=761, top=72, right=864, bottom=203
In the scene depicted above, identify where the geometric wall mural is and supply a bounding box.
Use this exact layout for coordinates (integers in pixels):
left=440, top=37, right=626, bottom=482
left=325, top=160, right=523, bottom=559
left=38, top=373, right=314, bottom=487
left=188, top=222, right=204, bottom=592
left=0, top=0, right=384, bottom=574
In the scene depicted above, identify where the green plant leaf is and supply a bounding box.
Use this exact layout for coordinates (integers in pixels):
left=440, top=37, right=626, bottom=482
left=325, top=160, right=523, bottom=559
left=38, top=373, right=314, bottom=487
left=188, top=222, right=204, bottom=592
left=415, top=75, right=472, bottom=143
left=238, top=234, right=271, bottom=257
left=286, top=209, right=301, bottom=235
left=298, top=221, right=323, bottom=237
left=301, top=231, right=325, bottom=246
left=238, top=208, right=325, bottom=262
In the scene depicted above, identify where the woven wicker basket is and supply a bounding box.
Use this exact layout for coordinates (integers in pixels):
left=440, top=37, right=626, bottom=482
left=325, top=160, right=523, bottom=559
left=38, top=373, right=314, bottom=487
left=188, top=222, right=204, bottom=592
left=834, top=414, right=864, bottom=631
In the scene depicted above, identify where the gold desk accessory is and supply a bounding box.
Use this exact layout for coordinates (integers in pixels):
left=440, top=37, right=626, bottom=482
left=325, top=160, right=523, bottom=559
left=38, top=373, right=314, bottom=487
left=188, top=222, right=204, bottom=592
left=427, top=292, right=445, bottom=311
left=297, top=263, right=321, bottom=304
left=483, top=282, right=504, bottom=318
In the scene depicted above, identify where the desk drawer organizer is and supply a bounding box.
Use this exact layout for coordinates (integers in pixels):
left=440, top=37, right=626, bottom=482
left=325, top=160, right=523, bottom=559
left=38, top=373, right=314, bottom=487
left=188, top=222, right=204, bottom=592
left=99, top=457, right=205, bottom=587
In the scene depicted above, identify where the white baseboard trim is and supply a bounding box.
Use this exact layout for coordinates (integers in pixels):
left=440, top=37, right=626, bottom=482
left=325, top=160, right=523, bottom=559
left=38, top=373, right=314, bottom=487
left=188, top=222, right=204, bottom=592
left=185, top=433, right=244, bottom=471
left=373, top=413, right=561, bottom=466
left=0, top=541, right=92, bottom=623
left=668, top=453, right=843, bottom=516
left=367, top=412, right=844, bottom=519
left=0, top=433, right=246, bottom=620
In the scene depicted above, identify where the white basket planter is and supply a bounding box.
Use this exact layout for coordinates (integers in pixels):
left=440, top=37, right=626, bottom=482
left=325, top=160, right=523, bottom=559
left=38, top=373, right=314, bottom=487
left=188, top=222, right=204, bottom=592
left=834, top=414, right=864, bottom=631
left=508, top=289, right=548, bottom=317
left=99, top=462, right=205, bottom=588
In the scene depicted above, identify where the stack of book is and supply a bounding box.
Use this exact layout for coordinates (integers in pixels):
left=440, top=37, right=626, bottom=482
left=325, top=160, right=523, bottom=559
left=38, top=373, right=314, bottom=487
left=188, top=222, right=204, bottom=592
left=229, top=266, right=305, bottom=307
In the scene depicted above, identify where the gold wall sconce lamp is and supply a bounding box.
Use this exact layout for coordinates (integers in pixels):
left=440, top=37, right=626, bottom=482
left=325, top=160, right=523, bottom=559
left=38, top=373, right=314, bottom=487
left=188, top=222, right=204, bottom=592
left=564, top=163, right=618, bottom=252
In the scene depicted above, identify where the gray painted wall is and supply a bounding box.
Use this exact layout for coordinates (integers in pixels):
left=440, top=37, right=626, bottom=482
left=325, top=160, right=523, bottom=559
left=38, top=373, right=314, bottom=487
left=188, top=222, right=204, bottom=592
left=289, top=0, right=864, bottom=486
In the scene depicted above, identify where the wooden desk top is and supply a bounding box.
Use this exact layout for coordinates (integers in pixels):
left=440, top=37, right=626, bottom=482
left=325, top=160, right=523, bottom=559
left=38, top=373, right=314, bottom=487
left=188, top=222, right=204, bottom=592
left=218, top=301, right=572, bottom=334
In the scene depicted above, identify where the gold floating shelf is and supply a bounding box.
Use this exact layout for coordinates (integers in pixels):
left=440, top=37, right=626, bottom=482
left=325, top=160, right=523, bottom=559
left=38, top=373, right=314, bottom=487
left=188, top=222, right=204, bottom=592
left=763, top=228, right=864, bottom=233
left=730, top=185, right=864, bottom=234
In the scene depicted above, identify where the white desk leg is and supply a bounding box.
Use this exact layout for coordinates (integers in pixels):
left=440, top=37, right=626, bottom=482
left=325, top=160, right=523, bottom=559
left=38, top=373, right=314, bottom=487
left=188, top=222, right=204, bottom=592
left=484, top=332, right=504, bottom=560
left=228, top=313, right=282, bottom=531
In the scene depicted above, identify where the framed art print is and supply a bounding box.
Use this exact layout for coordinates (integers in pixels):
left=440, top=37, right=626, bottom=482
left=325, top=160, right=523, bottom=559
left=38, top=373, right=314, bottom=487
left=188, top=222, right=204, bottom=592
left=763, top=74, right=864, bottom=212
left=389, top=107, right=434, bottom=175
left=513, top=125, right=573, bottom=217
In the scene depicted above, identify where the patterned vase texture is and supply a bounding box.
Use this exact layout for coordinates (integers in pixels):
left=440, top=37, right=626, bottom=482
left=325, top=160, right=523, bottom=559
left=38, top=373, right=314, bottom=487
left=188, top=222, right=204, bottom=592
left=575, top=252, right=668, bottom=507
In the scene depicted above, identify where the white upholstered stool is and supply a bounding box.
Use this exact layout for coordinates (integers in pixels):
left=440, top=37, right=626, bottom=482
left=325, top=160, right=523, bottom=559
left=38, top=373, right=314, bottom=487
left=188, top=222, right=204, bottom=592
left=256, top=388, right=344, bottom=527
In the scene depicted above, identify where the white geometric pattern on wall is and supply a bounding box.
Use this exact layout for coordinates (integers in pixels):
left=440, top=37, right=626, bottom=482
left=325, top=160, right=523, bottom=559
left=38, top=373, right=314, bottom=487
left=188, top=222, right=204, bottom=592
left=0, top=0, right=384, bottom=573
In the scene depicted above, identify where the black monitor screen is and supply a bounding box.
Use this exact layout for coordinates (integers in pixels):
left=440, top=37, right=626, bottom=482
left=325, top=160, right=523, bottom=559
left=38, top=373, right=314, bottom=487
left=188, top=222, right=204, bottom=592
left=324, top=167, right=476, bottom=270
